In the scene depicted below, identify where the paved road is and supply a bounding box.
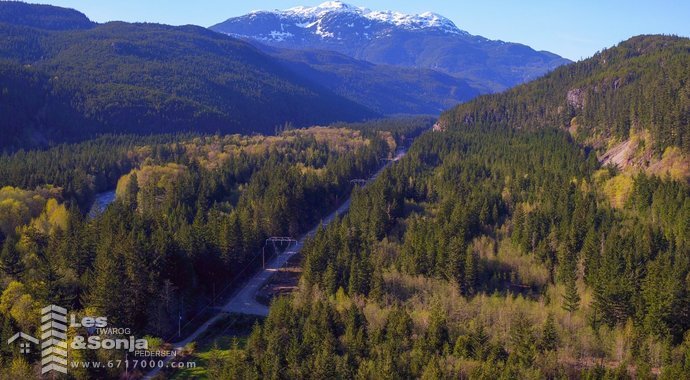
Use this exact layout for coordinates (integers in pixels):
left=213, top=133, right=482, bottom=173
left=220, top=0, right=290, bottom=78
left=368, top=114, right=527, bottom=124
left=221, top=198, right=350, bottom=316
left=144, top=148, right=406, bottom=379
left=223, top=147, right=406, bottom=316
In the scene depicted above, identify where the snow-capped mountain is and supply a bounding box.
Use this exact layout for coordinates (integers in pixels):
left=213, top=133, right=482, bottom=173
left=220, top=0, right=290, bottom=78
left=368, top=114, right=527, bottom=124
left=263, top=1, right=463, bottom=37
left=210, top=1, right=570, bottom=92
left=213, top=1, right=463, bottom=44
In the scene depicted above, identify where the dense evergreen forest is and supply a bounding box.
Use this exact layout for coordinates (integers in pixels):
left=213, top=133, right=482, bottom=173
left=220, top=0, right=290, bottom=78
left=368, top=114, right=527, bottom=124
left=205, top=125, right=690, bottom=380
left=0, top=1, right=95, bottom=30
left=193, top=37, right=690, bottom=379
left=0, top=4, right=688, bottom=376
left=442, top=35, right=690, bottom=156
left=0, top=134, right=193, bottom=210
left=0, top=2, right=378, bottom=151
left=0, top=118, right=430, bottom=378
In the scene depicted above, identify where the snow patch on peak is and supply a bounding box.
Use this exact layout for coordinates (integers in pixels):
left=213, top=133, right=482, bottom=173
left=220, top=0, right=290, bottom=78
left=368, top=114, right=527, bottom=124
left=317, top=1, right=354, bottom=10
left=285, top=1, right=361, bottom=17
left=268, top=30, right=294, bottom=41
left=363, top=9, right=457, bottom=31
left=269, top=2, right=463, bottom=34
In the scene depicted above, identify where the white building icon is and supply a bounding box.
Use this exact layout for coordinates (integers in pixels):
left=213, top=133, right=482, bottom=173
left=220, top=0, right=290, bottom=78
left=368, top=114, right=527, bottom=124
left=7, top=332, right=39, bottom=354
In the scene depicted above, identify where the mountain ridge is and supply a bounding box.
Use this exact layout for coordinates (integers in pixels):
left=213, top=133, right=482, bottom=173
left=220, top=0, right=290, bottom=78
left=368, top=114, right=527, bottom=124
left=252, top=1, right=463, bottom=35
left=254, top=43, right=480, bottom=114
left=440, top=34, right=690, bottom=180
left=0, top=3, right=379, bottom=150
left=211, top=1, right=571, bottom=92
left=0, top=0, right=95, bottom=30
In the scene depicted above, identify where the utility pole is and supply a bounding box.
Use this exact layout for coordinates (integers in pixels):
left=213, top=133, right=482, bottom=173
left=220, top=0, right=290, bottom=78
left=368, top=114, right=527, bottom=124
left=263, top=237, right=296, bottom=269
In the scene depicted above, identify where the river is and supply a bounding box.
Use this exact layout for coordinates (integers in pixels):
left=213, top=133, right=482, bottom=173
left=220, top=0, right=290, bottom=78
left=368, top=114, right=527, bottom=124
left=87, top=190, right=116, bottom=219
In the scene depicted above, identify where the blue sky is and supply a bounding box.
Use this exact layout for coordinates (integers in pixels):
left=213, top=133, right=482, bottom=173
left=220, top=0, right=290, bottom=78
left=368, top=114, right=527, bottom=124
left=23, top=0, right=690, bottom=61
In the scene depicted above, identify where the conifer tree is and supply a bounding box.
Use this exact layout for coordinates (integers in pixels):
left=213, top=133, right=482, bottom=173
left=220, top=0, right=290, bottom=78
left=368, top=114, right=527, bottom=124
left=87, top=235, right=126, bottom=324
left=539, top=313, right=558, bottom=352
left=427, top=305, right=449, bottom=353
left=0, top=237, right=23, bottom=276
left=323, top=263, right=337, bottom=295
left=369, top=267, right=384, bottom=302
left=470, top=323, right=490, bottom=360
left=126, top=172, right=139, bottom=210
left=562, top=276, right=581, bottom=314
left=464, top=246, right=478, bottom=296
left=446, top=236, right=465, bottom=284
left=509, top=312, right=535, bottom=366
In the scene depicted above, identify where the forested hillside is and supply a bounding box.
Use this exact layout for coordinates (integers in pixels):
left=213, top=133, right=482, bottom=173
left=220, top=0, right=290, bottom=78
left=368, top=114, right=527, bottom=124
left=262, top=46, right=479, bottom=115
left=441, top=35, right=690, bottom=173
left=0, top=118, right=429, bottom=378
left=202, top=123, right=690, bottom=380
left=0, top=3, right=377, bottom=150
left=0, top=1, right=95, bottom=30
left=189, top=37, right=690, bottom=379
left=1, top=3, right=688, bottom=378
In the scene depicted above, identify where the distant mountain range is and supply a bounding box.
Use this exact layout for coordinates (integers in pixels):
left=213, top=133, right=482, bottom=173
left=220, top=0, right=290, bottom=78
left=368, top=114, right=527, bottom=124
left=211, top=1, right=571, bottom=93
left=0, top=2, right=380, bottom=150
left=261, top=45, right=479, bottom=115
left=0, top=1, right=572, bottom=150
